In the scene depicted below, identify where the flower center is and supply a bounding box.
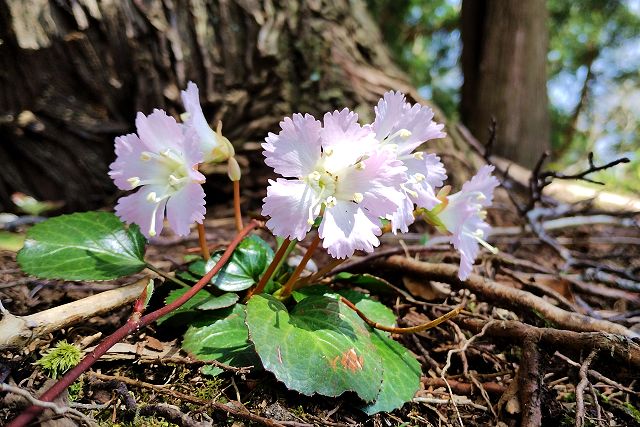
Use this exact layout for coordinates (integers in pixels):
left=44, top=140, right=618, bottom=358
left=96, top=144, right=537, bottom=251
left=305, top=169, right=337, bottom=196
left=129, top=148, right=196, bottom=237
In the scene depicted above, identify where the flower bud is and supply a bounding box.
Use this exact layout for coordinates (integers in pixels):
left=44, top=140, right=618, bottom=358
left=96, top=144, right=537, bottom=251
left=227, top=156, right=241, bottom=181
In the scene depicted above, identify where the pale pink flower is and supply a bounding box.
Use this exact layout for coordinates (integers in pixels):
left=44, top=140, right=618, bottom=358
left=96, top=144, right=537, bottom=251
left=109, top=109, right=206, bottom=238
left=262, top=109, right=407, bottom=258
left=371, top=91, right=447, bottom=232
left=181, top=82, right=235, bottom=166
left=389, top=153, right=447, bottom=233
left=436, top=165, right=499, bottom=280
left=372, top=91, right=446, bottom=156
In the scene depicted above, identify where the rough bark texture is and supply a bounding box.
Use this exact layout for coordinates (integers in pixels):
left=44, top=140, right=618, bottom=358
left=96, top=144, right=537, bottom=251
left=0, top=0, right=466, bottom=212
left=461, top=0, right=550, bottom=168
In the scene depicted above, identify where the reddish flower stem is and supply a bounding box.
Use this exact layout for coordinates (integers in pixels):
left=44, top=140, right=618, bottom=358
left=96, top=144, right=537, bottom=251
left=233, top=180, right=243, bottom=232
left=197, top=222, right=210, bottom=261
left=7, top=220, right=261, bottom=427
left=245, top=237, right=291, bottom=300
left=279, top=235, right=321, bottom=298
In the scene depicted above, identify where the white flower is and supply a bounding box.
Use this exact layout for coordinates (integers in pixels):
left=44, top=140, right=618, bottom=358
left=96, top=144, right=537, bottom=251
left=109, top=110, right=206, bottom=238
left=435, top=165, right=500, bottom=280
left=262, top=109, right=407, bottom=258
left=371, top=91, right=447, bottom=232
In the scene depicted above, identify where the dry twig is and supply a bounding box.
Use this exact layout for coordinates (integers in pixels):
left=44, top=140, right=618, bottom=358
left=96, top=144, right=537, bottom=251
left=0, top=383, right=97, bottom=426
left=88, top=372, right=287, bottom=427
left=379, top=257, right=637, bottom=337
left=575, top=350, right=599, bottom=427
left=459, top=319, right=640, bottom=366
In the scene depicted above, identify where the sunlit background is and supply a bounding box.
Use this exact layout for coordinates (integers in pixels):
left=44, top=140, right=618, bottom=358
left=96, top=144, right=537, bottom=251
left=367, top=0, right=640, bottom=194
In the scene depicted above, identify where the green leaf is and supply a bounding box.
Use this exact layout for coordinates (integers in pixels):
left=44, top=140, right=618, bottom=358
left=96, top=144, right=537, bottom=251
left=245, top=294, right=383, bottom=402
left=338, top=290, right=397, bottom=333
left=334, top=272, right=397, bottom=295
left=159, top=288, right=239, bottom=325
left=182, top=304, right=260, bottom=376
left=293, top=286, right=397, bottom=333
left=17, top=211, right=146, bottom=280
left=199, top=293, right=239, bottom=310
left=189, top=235, right=274, bottom=291
left=361, top=331, right=421, bottom=415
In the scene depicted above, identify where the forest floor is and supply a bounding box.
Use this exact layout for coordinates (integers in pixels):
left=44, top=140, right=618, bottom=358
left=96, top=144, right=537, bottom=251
left=1, top=165, right=640, bottom=427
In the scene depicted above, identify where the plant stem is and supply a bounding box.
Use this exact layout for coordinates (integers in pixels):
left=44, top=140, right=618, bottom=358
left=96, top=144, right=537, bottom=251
left=245, top=238, right=292, bottom=300
left=279, top=235, right=321, bottom=298
left=299, top=258, right=345, bottom=286
left=145, top=263, right=191, bottom=288
left=7, top=220, right=261, bottom=427
left=233, top=180, right=243, bottom=232
left=340, top=296, right=463, bottom=334
left=197, top=223, right=210, bottom=260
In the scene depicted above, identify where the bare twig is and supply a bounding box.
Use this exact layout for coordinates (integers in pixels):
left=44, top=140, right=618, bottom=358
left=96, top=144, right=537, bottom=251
left=576, top=350, right=599, bottom=427
left=554, top=352, right=639, bottom=396
left=440, top=321, right=496, bottom=427
left=136, top=356, right=251, bottom=373
left=0, top=383, right=96, bottom=426
left=459, top=318, right=640, bottom=367
left=339, top=296, right=462, bottom=334
left=139, top=403, right=209, bottom=427
left=89, top=372, right=286, bottom=427
left=422, top=377, right=506, bottom=395
left=378, top=257, right=638, bottom=337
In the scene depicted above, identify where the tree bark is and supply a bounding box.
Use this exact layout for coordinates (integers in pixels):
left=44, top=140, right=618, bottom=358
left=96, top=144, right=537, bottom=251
left=461, top=0, right=550, bottom=168
left=0, top=0, right=468, bottom=212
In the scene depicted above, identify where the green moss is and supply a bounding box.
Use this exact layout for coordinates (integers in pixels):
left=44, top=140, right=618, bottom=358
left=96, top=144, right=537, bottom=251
left=68, top=377, right=84, bottom=402
left=193, top=377, right=224, bottom=401
left=623, top=402, right=640, bottom=422
left=36, top=340, right=82, bottom=379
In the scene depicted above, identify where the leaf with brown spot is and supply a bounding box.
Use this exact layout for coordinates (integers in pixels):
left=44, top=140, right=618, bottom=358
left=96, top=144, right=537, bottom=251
left=245, top=294, right=383, bottom=402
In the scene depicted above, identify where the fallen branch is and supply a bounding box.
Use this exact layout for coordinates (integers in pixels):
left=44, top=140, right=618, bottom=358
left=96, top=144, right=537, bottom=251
left=0, top=277, right=150, bottom=350
left=378, top=256, right=638, bottom=338
left=518, top=338, right=542, bottom=427
left=458, top=318, right=640, bottom=367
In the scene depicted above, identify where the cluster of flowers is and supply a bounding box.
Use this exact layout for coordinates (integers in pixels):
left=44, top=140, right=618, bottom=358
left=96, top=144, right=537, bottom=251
left=110, top=84, right=498, bottom=280
left=262, top=92, right=499, bottom=279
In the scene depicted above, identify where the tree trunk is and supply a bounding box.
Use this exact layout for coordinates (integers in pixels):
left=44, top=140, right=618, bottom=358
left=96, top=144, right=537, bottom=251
left=461, top=0, right=550, bottom=168
left=0, top=0, right=471, bottom=213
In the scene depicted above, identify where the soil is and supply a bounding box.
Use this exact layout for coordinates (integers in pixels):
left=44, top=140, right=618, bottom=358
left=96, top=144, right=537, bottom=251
left=1, top=179, right=640, bottom=427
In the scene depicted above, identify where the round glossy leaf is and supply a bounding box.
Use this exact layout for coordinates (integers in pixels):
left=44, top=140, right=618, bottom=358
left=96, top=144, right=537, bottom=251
left=189, top=235, right=274, bottom=291
left=361, top=330, right=421, bottom=414
left=182, top=304, right=259, bottom=376
left=246, top=294, right=383, bottom=402
left=17, top=211, right=146, bottom=280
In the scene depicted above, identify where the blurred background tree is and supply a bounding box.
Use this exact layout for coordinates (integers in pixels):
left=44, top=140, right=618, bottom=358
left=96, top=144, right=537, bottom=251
left=367, top=0, right=640, bottom=193
left=1, top=0, right=637, bottom=212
